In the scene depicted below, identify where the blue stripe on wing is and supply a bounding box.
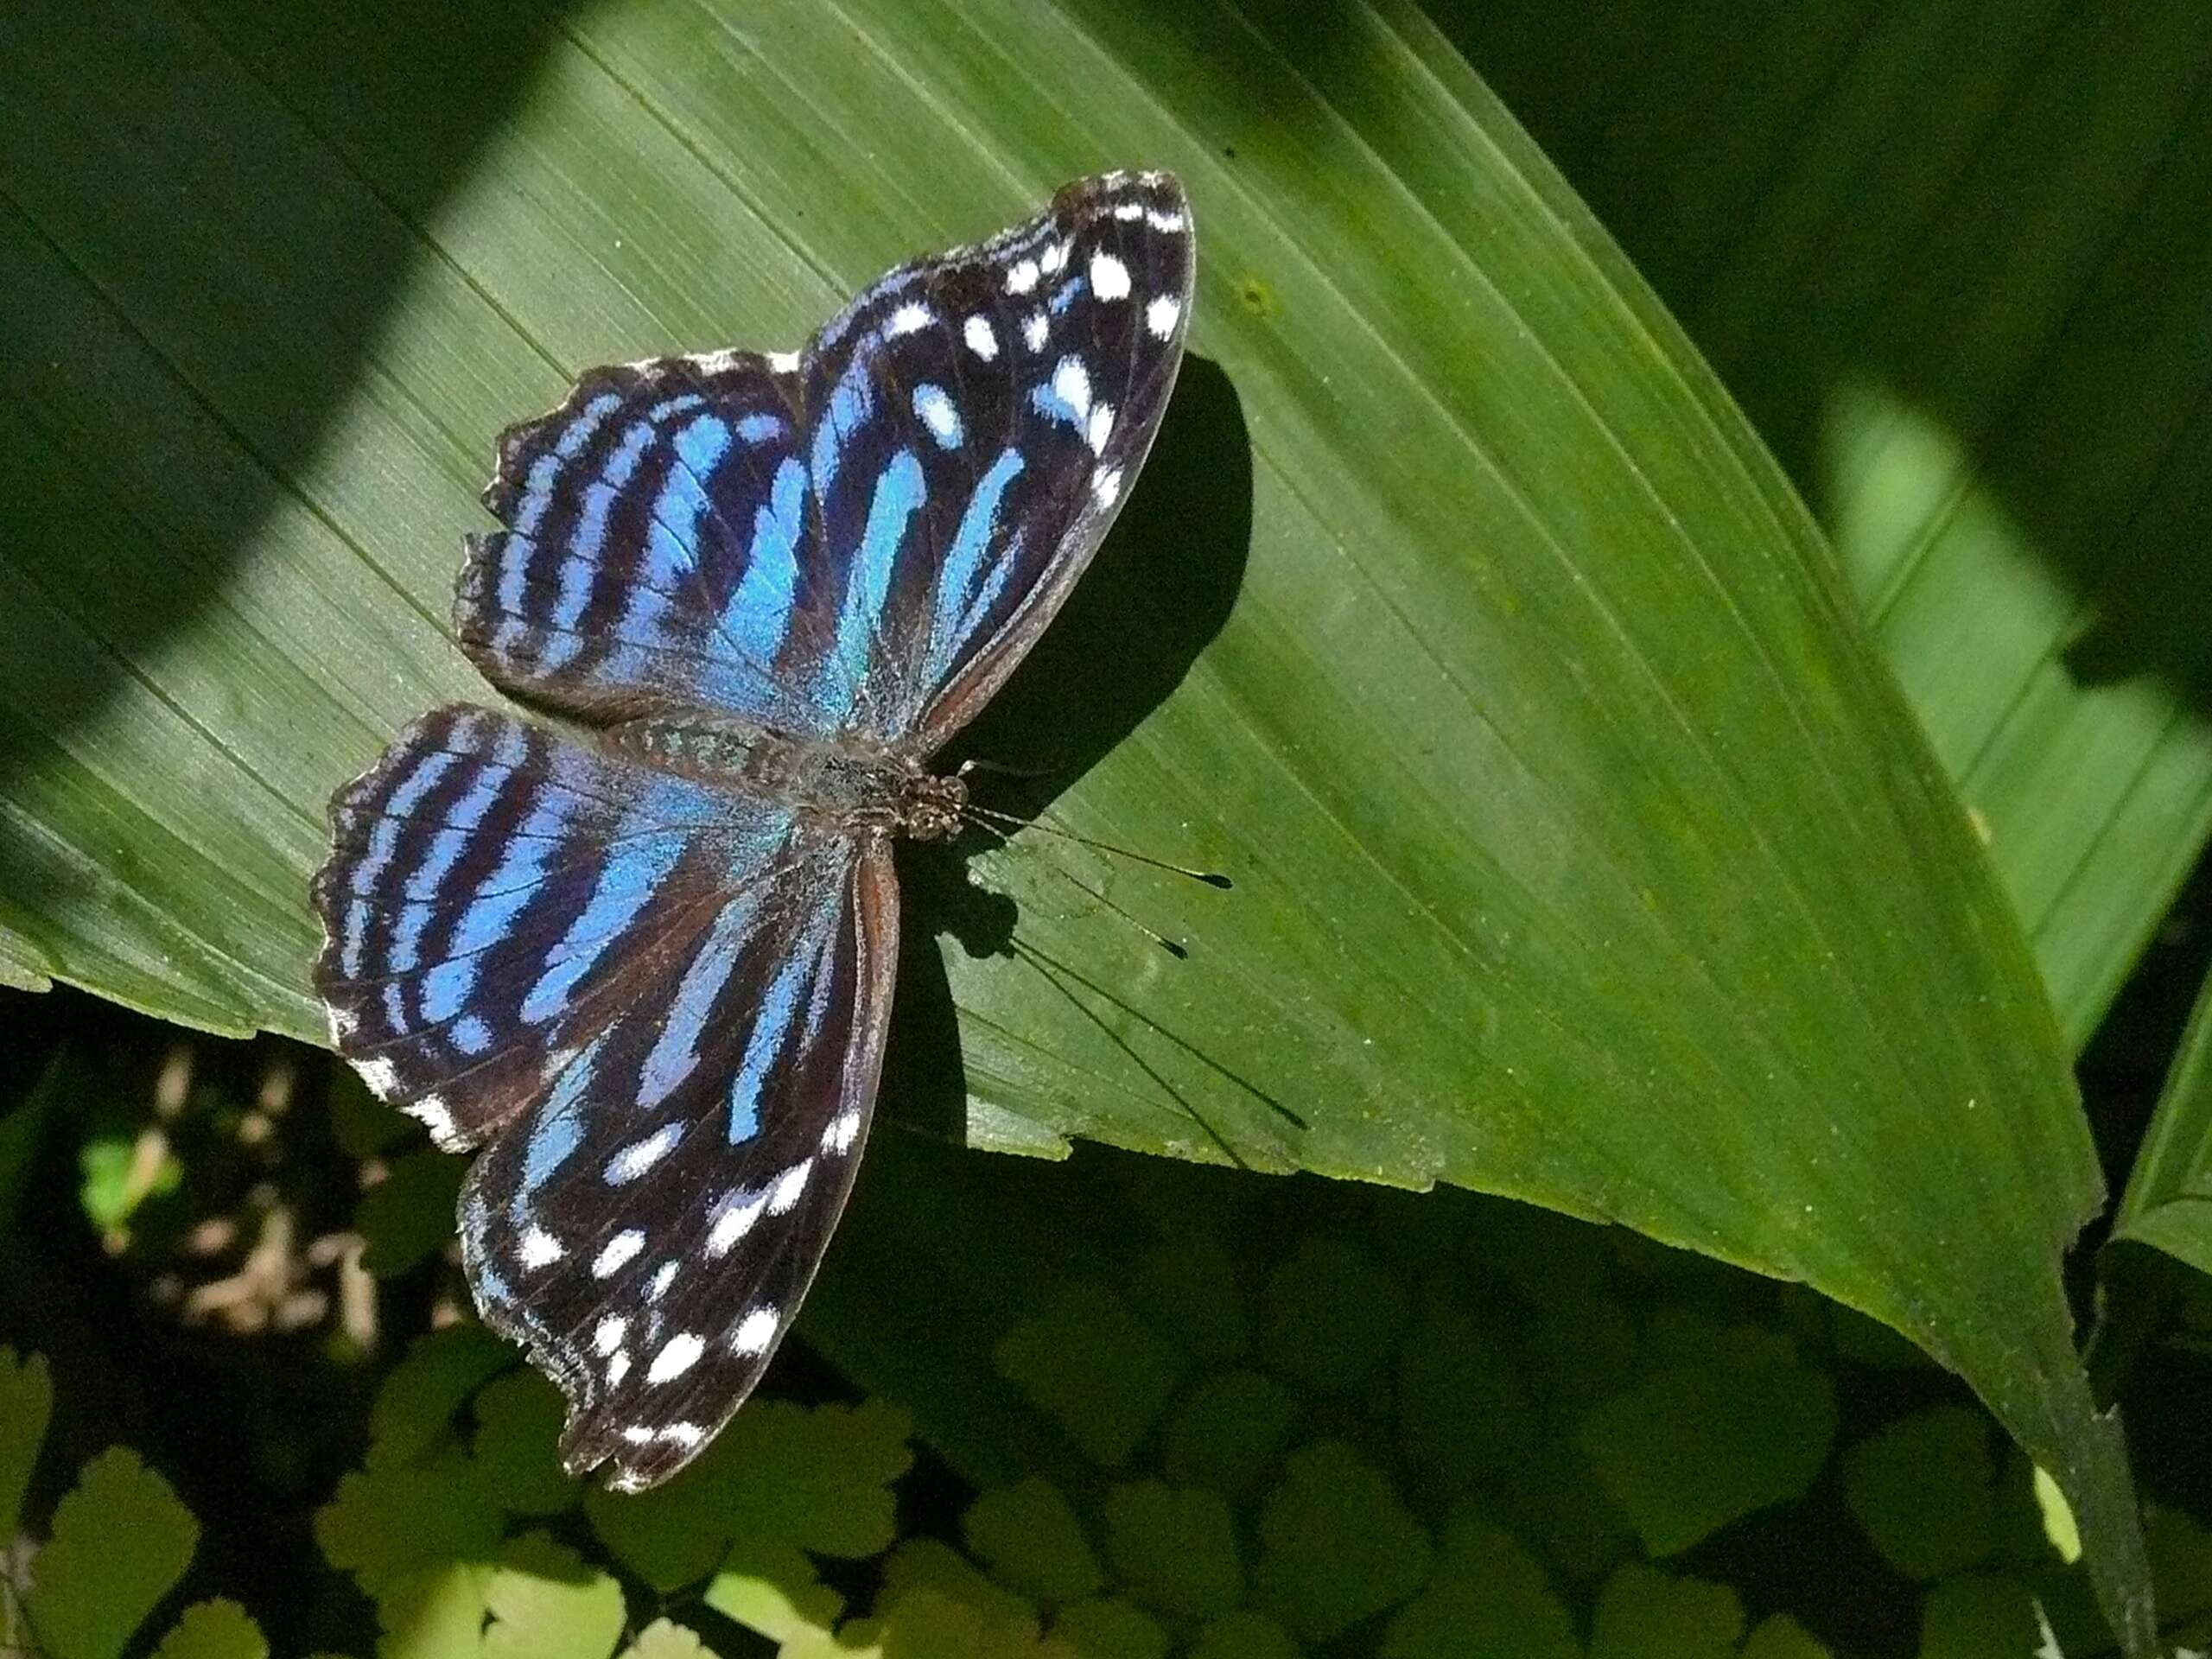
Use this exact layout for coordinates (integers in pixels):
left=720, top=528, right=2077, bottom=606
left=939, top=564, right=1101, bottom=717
left=788, top=169, right=1195, bottom=747
left=458, top=362, right=836, bottom=733
left=311, top=705, right=801, bottom=1151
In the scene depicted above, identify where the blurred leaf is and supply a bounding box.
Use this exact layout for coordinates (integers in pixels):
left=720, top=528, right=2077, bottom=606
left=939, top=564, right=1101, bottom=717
left=620, top=1622, right=720, bottom=1659
left=2113, top=957, right=2212, bottom=1279
left=1841, top=1405, right=1999, bottom=1583
left=482, top=1534, right=626, bottom=1659
left=26, top=1448, right=199, bottom=1659
left=1250, top=1440, right=1430, bottom=1643
left=0, top=0, right=2159, bottom=1643
left=1586, top=1562, right=1743, bottom=1659
left=1381, top=1510, right=1578, bottom=1659
left=149, top=1601, right=269, bottom=1659
left=1580, top=1319, right=1838, bottom=1556
left=1102, top=1481, right=1243, bottom=1622
left=964, top=1478, right=1105, bottom=1606
left=366, top=1324, right=516, bottom=1469
left=1050, top=1599, right=1171, bottom=1659
left=0, top=1348, right=51, bottom=1544
left=355, top=1147, right=467, bottom=1278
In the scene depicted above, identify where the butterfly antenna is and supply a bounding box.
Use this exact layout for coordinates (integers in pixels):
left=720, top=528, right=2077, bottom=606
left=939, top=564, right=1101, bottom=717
left=963, top=815, right=1193, bottom=958
left=959, top=801, right=1232, bottom=888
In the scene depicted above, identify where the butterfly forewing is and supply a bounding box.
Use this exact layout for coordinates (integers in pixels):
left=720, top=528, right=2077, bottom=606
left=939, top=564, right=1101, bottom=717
left=794, top=169, right=1195, bottom=746
left=312, top=170, right=1194, bottom=1488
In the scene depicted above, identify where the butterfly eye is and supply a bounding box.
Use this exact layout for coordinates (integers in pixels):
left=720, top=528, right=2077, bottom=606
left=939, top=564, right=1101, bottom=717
left=314, top=169, right=1193, bottom=1490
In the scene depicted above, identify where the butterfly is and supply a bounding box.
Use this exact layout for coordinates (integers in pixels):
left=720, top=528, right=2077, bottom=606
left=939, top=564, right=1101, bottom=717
left=310, top=171, right=1195, bottom=1490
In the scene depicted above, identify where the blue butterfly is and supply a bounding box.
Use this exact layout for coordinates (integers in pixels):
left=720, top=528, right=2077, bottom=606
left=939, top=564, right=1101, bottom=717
left=311, top=172, right=1195, bottom=1490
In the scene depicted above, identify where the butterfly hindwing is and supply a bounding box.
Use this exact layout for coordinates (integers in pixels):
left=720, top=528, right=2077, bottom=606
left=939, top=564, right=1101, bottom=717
left=458, top=841, right=895, bottom=1492
left=313, top=706, right=805, bottom=1148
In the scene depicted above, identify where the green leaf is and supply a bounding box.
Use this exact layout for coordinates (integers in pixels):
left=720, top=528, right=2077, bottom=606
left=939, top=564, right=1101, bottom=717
left=1841, top=1406, right=1999, bottom=1583
left=1446, top=2, right=2212, bottom=1053
left=1382, top=1511, right=1578, bottom=1659
left=1586, top=1562, right=1744, bottom=1659
left=620, top=1621, right=720, bottom=1659
left=366, top=1325, right=516, bottom=1470
left=0, top=1348, right=53, bottom=1541
left=25, top=1447, right=200, bottom=1659
left=482, top=1534, right=626, bottom=1659
left=1250, top=1440, right=1431, bottom=1643
left=0, top=0, right=2157, bottom=1643
left=354, top=1149, right=467, bottom=1279
left=1102, top=1481, right=1243, bottom=1622
left=2111, top=958, right=2212, bottom=1279
left=1580, top=1319, right=1838, bottom=1556
left=963, top=1478, right=1105, bottom=1606
left=315, top=1453, right=504, bottom=1600
left=149, top=1601, right=270, bottom=1659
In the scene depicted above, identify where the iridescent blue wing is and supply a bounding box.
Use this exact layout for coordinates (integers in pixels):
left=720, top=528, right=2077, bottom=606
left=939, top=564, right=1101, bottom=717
left=312, top=708, right=893, bottom=1489
left=456, top=169, right=1193, bottom=748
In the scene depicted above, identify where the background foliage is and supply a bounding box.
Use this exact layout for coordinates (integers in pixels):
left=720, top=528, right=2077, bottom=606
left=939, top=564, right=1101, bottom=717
left=3, top=0, right=2209, bottom=1655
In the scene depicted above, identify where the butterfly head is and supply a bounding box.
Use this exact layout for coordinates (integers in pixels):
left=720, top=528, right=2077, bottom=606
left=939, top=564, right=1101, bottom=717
left=898, top=768, right=968, bottom=842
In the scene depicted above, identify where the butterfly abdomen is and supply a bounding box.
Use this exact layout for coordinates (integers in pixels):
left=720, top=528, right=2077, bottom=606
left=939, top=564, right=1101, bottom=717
left=603, top=714, right=964, bottom=841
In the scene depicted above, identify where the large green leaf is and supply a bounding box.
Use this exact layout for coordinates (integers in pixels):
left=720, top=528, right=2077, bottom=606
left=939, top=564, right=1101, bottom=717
left=2113, top=958, right=2212, bottom=1282
left=1447, top=0, right=2212, bottom=1054
left=0, top=0, right=2154, bottom=1644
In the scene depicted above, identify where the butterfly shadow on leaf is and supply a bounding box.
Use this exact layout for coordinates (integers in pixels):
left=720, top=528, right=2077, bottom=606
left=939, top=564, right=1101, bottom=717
left=883, top=353, right=1254, bottom=1146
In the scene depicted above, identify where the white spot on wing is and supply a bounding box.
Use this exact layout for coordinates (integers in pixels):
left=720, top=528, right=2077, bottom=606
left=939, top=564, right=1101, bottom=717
left=404, top=1095, right=464, bottom=1149
left=605, top=1122, right=682, bottom=1185
left=1113, top=200, right=1144, bottom=222
left=594, top=1317, right=627, bottom=1356
left=606, top=1350, right=632, bottom=1388
left=766, top=349, right=801, bottom=372
left=1006, top=257, right=1040, bottom=295
left=518, top=1225, right=564, bottom=1268
left=732, top=1306, right=780, bottom=1355
left=1147, top=208, right=1187, bottom=232
left=593, top=1229, right=645, bottom=1278
left=646, top=1332, right=705, bottom=1385
left=1146, top=295, right=1182, bottom=340
left=1090, top=251, right=1131, bottom=301
left=823, top=1109, right=863, bottom=1155
left=649, top=1261, right=678, bottom=1301
left=707, top=1190, right=766, bottom=1258
left=355, top=1057, right=401, bottom=1101
left=1086, top=403, right=1116, bottom=455
left=659, top=1422, right=703, bottom=1446
left=767, top=1160, right=812, bottom=1216
left=1052, top=356, right=1093, bottom=420
left=1092, top=466, right=1124, bottom=508
left=963, top=315, right=998, bottom=360
left=1040, top=239, right=1069, bottom=275
left=917, top=385, right=963, bottom=444
left=887, top=300, right=933, bottom=337
left=1022, top=311, right=1049, bottom=353
left=327, top=1006, right=358, bottom=1045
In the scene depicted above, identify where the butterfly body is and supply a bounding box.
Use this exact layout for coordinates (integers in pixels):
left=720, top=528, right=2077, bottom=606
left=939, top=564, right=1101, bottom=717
left=603, top=713, right=967, bottom=842
left=313, top=170, right=1193, bottom=1489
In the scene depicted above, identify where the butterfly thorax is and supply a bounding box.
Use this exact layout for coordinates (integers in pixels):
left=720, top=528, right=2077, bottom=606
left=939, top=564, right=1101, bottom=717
left=605, top=713, right=966, bottom=842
